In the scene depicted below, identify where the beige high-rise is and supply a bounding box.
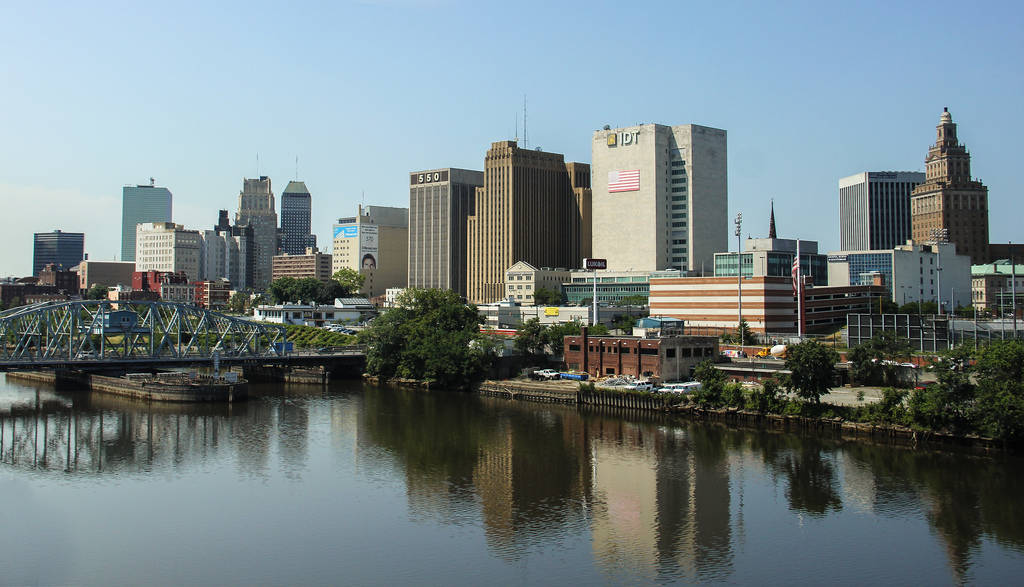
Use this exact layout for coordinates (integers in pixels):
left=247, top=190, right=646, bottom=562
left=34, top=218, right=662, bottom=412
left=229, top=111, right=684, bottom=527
left=910, top=108, right=989, bottom=264
left=466, top=140, right=590, bottom=304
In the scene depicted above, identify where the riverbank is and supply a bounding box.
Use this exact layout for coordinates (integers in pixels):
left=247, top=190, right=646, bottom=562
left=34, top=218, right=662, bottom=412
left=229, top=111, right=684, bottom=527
left=475, top=378, right=1006, bottom=453
left=7, top=370, right=247, bottom=402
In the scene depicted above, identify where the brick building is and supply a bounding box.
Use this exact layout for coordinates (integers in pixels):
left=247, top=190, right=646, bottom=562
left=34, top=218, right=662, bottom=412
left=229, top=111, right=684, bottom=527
left=194, top=279, right=232, bottom=310
left=563, top=328, right=718, bottom=380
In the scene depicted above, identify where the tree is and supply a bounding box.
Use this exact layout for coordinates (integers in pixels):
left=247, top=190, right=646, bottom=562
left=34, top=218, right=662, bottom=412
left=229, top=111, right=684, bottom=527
left=737, top=319, right=755, bottom=345
left=514, top=318, right=547, bottom=359
left=693, top=360, right=728, bottom=407
left=332, top=268, right=365, bottom=294
left=784, top=340, right=839, bottom=403
left=268, top=276, right=344, bottom=305
left=877, top=300, right=899, bottom=314
left=612, top=313, right=635, bottom=333
left=85, top=284, right=108, bottom=300
left=848, top=331, right=913, bottom=387
left=615, top=294, right=648, bottom=307
left=359, top=288, right=495, bottom=390
left=268, top=277, right=297, bottom=304
left=228, top=292, right=250, bottom=314
left=533, top=287, right=563, bottom=306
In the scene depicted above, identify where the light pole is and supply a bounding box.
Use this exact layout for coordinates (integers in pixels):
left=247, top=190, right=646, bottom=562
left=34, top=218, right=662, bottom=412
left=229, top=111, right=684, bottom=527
left=735, top=213, right=743, bottom=342
left=930, top=228, right=948, bottom=315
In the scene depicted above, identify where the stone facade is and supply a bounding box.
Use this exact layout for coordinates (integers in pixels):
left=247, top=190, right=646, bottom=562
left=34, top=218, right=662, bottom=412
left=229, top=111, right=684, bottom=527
left=466, top=141, right=590, bottom=304
left=235, top=177, right=278, bottom=290
left=910, top=109, right=989, bottom=264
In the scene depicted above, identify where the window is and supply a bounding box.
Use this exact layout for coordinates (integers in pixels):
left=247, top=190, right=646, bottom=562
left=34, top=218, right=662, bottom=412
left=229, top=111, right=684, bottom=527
left=665, top=348, right=676, bottom=358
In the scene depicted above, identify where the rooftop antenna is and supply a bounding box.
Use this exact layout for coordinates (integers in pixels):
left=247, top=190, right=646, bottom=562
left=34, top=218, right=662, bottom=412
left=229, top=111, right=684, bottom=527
left=256, top=153, right=260, bottom=176
left=523, top=94, right=528, bottom=148
left=515, top=111, right=518, bottom=143
left=295, top=156, right=299, bottom=180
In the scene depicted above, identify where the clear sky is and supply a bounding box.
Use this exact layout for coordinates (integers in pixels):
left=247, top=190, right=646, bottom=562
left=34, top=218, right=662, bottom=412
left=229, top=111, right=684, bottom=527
left=2, top=0, right=1022, bottom=275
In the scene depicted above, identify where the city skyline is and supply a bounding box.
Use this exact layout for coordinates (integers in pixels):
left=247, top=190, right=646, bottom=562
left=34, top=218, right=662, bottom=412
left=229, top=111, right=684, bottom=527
left=1, top=2, right=1022, bottom=275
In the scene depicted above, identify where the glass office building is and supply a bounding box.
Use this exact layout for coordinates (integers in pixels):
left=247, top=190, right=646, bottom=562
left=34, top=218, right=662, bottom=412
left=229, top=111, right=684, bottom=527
left=33, top=230, right=84, bottom=275
left=121, top=182, right=172, bottom=262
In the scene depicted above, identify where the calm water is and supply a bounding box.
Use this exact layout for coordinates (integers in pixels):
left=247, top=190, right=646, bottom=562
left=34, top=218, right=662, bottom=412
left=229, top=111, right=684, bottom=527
left=2, top=375, right=1023, bottom=586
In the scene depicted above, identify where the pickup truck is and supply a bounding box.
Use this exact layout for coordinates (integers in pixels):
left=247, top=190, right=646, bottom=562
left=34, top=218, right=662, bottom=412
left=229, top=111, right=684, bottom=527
left=532, top=369, right=561, bottom=381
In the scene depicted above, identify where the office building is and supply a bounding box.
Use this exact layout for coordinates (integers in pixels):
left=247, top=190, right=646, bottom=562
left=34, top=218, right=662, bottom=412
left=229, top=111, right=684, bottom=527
left=71, top=260, right=136, bottom=291
left=826, top=241, right=971, bottom=310
left=235, top=176, right=278, bottom=290
left=648, top=276, right=886, bottom=334
left=563, top=332, right=718, bottom=381
left=408, top=168, right=484, bottom=296
left=135, top=222, right=201, bottom=281
left=910, top=108, right=990, bottom=264
left=194, top=279, right=232, bottom=310
left=714, top=237, right=827, bottom=285
left=839, top=171, right=925, bottom=250
left=33, top=230, right=84, bottom=275
left=201, top=210, right=254, bottom=291
left=503, top=261, right=572, bottom=305
left=333, top=205, right=408, bottom=298
left=272, top=247, right=333, bottom=284
left=970, top=260, right=1024, bottom=312
left=591, top=123, right=727, bottom=273
left=280, top=181, right=316, bottom=256
left=121, top=180, right=172, bottom=262
left=466, top=140, right=591, bottom=304
left=37, top=263, right=79, bottom=292
left=563, top=268, right=682, bottom=305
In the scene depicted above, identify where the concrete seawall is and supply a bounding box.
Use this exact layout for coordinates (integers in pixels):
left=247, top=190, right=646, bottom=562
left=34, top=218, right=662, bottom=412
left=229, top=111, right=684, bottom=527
left=7, top=370, right=247, bottom=402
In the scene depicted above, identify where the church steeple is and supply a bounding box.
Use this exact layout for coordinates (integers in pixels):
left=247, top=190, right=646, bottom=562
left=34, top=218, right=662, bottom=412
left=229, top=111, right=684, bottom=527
left=768, top=199, right=777, bottom=239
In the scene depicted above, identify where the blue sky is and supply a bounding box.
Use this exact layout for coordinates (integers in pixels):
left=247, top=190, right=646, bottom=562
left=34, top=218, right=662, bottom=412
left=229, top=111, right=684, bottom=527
left=2, top=0, right=1022, bottom=275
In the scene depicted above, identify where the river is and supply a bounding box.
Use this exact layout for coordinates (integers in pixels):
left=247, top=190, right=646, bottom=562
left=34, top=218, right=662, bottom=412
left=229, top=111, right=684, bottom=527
left=1, top=375, right=1022, bottom=585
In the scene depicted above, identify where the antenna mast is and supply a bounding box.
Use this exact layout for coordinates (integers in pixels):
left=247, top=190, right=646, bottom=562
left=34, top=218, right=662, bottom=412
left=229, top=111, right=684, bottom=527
left=295, top=156, right=299, bottom=180
left=523, top=94, right=527, bottom=148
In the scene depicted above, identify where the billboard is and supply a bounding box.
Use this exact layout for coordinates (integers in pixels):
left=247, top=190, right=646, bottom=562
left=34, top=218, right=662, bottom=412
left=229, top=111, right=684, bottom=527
left=584, top=258, right=608, bottom=270
left=333, top=225, right=358, bottom=239
left=544, top=307, right=560, bottom=316
left=359, top=225, right=379, bottom=270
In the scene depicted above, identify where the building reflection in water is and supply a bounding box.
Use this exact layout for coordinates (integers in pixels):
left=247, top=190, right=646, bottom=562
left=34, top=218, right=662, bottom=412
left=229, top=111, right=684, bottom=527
left=3, top=378, right=1023, bottom=584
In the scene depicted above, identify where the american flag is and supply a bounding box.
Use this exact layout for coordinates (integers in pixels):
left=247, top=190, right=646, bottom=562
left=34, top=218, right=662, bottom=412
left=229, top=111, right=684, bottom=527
left=791, top=255, right=800, bottom=296
left=608, top=169, right=640, bottom=193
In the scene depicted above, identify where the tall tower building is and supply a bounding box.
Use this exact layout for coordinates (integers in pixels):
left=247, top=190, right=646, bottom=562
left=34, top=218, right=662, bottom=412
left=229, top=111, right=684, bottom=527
left=235, top=176, right=278, bottom=290
left=839, top=171, right=925, bottom=250
left=466, top=140, right=590, bottom=304
left=910, top=108, right=990, bottom=264
left=591, top=124, right=727, bottom=273
left=121, top=180, right=172, bottom=262
left=408, top=168, right=484, bottom=296
left=280, top=181, right=316, bottom=255
left=33, top=230, right=85, bottom=275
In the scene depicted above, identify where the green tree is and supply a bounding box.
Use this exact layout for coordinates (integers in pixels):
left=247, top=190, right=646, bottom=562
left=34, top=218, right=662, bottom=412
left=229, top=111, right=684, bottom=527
left=878, top=300, right=899, bottom=314
left=228, top=291, right=250, bottom=314
left=359, top=288, right=495, bottom=390
left=268, top=277, right=297, bottom=304
left=615, top=294, right=648, bottom=307
left=784, top=340, right=839, bottom=403
left=533, top=287, right=563, bottom=306
left=693, top=360, right=728, bottom=407
left=514, top=318, right=547, bottom=359
left=737, top=319, right=755, bottom=345
left=848, top=331, right=913, bottom=387
left=972, top=341, right=1024, bottom=441
left=612, top=313, right=635, bottom=333
left=332, top=268, right=365, bottom=294
left=85, top=284, right=108, bottom=300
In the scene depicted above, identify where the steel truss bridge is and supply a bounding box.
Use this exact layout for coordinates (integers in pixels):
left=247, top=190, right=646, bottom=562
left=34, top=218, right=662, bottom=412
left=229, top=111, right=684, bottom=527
left=0, top=300, right=290, bottom=371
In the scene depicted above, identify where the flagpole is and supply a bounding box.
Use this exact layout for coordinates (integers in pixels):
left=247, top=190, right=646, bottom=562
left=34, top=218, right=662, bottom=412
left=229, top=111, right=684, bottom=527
left=796, top=239, right=803, bottom=337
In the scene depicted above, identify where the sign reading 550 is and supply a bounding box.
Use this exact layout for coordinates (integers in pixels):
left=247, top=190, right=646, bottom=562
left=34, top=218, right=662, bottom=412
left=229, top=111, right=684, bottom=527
left=411, top=170, right=450, bottom=185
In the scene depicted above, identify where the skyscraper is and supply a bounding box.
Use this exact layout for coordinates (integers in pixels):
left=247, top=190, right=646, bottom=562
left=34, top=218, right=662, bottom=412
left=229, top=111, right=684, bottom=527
left=466, top=140, right=590, bottom=304
left=408, top=168, right=484, bottom=296
left=235, top=176, right=278, bottom=290
left=121, top=180, right=172, bottom=262
left=839, top=171, right=925, bottom=250
left=910, top=108, right=990, bottom=264
left=591, top=123, right=727, bottom=273
left=280, top=181, right=316, bottom=256
left=33, top=230, right=84, bottom=275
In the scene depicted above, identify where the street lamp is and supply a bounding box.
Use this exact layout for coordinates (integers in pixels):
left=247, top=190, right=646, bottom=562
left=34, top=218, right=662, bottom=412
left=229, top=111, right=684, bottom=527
left=930, top=228, right=948, bottom=315
left=735, top=213, right=743, bottom=341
